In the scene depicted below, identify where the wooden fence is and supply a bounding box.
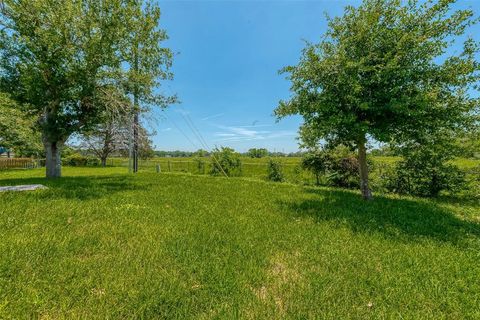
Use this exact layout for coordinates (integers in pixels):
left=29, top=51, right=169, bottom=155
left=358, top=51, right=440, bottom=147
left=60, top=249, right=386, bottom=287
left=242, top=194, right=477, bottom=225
left=0, top=158, right=39, bottom=169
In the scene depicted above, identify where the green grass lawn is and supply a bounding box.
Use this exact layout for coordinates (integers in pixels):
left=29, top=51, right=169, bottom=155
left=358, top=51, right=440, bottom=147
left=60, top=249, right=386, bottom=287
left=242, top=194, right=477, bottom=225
left=1, top=167, right=479, bottom=319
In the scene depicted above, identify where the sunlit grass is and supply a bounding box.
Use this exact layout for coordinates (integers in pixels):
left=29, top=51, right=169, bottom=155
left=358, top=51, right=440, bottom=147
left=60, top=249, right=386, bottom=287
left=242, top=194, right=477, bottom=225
left=1, top=167, right=479, bottom=318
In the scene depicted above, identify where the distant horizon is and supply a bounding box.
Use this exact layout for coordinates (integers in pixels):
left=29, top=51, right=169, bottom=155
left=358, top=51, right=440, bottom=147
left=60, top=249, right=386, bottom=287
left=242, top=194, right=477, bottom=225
left=149, top=0, right=479, bottom=153
left=150, top=0, right=356, bottom=153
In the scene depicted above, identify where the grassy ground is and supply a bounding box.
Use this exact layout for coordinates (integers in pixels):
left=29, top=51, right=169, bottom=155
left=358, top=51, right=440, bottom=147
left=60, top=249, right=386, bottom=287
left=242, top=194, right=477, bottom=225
left=1, top=167, right=479, bottom=319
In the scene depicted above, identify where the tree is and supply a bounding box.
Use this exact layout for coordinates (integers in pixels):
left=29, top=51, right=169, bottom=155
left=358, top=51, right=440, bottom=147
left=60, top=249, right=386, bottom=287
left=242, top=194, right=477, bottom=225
left=0, top=0, right=173, bottom=178
left=247, top=148, right=268, bottom=158
left=385, top=134, right=466, bottom=197
left=301, top=150, right=331, bottom=186
left=120, top=1, right=175, bottom=172
left=456, top=128, right=480, bottom=158
left=0, top=93, right=42, bottom=157
left=80, top=118, right=126, bottom=167
left=194, top=149, right=209, bottom=157
left=79, top=87, right=131, bottom=166
left=275, top=0, right=479, bottom=199
left=82, top=118, right=156, bottom=166
left=266, top=158, right=284, bottom=182
left=210, top=147, right=242, bottom=177
left=116, top=125, right=155, bottom=160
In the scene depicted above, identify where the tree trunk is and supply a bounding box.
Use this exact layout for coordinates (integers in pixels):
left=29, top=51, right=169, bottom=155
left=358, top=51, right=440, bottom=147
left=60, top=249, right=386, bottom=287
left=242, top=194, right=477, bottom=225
left=358, top=136, right=373, bottom=200
left=101, top=157, right=107, bottom=167
left=44, top=141, right=62, bottom=178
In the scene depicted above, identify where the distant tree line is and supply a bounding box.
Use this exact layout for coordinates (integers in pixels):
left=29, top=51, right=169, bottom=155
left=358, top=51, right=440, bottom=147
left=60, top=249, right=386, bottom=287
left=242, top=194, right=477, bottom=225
left=152, top=148, right=313, bottom=158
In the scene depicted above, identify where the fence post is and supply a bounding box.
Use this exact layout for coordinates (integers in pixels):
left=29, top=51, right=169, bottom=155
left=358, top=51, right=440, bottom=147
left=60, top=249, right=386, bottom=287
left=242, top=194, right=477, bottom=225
left=168, top=160, right=171, bottom=172
left=156, top=164, right=161, bottom=173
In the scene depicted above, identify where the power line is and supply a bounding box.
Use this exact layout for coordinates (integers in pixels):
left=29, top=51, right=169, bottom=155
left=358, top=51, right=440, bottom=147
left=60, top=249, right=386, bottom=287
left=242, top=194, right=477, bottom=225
left=164, top=113, right=199, bottom=150
left=179, top=109, right=229, bottom=178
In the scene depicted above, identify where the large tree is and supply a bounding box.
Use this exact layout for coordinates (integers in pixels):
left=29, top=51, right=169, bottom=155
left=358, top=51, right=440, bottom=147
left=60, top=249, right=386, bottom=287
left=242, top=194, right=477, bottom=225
left=276, top=0, right=479, bottom=199
left=0, top=0, right=173, bottom=177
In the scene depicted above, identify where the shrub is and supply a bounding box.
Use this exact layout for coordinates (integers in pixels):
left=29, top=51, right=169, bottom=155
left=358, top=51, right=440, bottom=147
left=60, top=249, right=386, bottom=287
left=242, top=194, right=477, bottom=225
left=247, top=148, right=268, bottom=158
left=194, top=157, right=206, bottom=174
left=384, top=147, right=466, bottom=197
left=266, top=158, right=284, bottom=182
left=301, top=147, right=366, bottom=188
left=63, top=153, right=100, bottom=167
left=301, top=151, right=332, bottom=185
left=328, top=156, right=360, bottom=188
left=210, top=147, right=242, bottom=177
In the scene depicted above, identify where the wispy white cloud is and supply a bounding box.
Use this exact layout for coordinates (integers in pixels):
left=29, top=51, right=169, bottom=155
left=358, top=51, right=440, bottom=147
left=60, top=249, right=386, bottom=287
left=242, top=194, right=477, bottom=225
left=235, top=124, right=272, bottom=128
left=201, top=113, right=224, bottom=121
left=161, top=127, right=172, bottom=132
left=215, top=133, right=237, bottom=137
left=214, top=125, right=296, bottom=142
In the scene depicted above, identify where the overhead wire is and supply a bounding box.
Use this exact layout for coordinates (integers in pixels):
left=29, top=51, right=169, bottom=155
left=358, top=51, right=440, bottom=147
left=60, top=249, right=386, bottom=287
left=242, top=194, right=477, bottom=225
left=179, top=108, right=229, bottom=178
left=163, top=112, right=200, bottom=150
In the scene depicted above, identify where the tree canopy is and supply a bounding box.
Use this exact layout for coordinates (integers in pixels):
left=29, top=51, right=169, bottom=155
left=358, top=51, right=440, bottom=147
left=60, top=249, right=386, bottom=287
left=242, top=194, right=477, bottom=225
left=0, top=0, right=174, bottom=177
left=275, top=0, right=480, bottom=199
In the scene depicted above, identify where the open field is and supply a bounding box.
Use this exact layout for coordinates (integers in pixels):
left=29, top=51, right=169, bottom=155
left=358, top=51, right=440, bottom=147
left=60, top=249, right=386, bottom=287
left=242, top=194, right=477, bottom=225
left=108, top=156, right=480, bottom=184
left=1, top=167, right=479, bottom=318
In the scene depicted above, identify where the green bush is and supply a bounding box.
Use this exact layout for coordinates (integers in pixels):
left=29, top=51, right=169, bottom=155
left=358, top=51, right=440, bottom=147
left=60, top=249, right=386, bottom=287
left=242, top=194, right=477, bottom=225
left=210, top=147, right=242, bottom=177
left=63, top=153, right=100, bottom=167
left=384, top=148, right=466, bottom=197
left=328, top=156, right=360, bottom=189
left=301, top=151, right=332, bottom=185
left=247, top=148, right=268, bottom=158
left=301, top=148, right=364, bottom=188
left=194, top=157, right=206, bottom=174
left=266, top=158, right=284, bottom=182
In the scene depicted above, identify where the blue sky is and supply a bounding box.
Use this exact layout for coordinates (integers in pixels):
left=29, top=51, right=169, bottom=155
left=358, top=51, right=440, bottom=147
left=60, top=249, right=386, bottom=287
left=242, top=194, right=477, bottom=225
left=150, top=0, right=479, bottom=153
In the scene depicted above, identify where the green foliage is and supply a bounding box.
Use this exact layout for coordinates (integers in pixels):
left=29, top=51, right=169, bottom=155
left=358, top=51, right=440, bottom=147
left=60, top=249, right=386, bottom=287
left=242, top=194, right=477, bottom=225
left=210, top=147, right=242, bottom=177
left=301, top=147, right=363, bottom=188
left=62, top=154, right=100, bottom=167
left=384, top=143, right=467, bottom=197
left=0, top=93, right=42, bottom=156
left=0, top=0, right=174, bottom=177
left=1, top=168, right=479, bottom=318
left=301, top=151, right=332, bottom=185
left=328, top=156, right=360, bottom=189
left=139, top=133, right=155, bottom=160
left=369, top=145, right=396, bottom=157
left=266, top=158, right=284, bottom=182
left=193, top=157, right=206, bottom=174
left=247, top=148, right=269, bottom=158
left=276, top=0, right=479, bottom=147
left=194, top=149, right=209, bottom=157
left=275, top=0, right=480, bottom=197
left=457, top=128, right=480, bottom=159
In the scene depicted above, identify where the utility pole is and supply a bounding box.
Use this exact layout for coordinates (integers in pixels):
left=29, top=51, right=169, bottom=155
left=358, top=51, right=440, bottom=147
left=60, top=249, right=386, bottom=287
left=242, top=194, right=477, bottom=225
left=133, top=47, right=139, bottom=173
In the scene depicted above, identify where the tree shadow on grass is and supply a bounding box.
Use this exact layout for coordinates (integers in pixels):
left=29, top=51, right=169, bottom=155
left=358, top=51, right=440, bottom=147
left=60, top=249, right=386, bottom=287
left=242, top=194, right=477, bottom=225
left=278, top=187, right=480, bottom=246
left=0, top=174, right=146, bottom=200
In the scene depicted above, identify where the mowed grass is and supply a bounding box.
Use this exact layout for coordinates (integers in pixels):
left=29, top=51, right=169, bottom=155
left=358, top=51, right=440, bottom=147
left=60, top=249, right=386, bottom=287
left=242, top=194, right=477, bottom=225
left=1, top=168, right=480, bottom=319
